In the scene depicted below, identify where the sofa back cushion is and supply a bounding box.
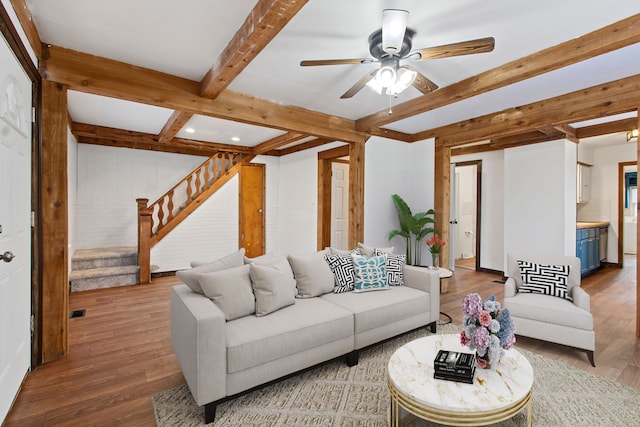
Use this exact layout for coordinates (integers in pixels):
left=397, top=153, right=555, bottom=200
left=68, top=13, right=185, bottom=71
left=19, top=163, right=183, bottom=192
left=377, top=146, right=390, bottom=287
left=198, top=265, right=255, bottom=321
left=250, top=263, right=296, bottom=316
left=177, top=248, right=246, bottom=294
left=288, top=250, right=335, bottom=298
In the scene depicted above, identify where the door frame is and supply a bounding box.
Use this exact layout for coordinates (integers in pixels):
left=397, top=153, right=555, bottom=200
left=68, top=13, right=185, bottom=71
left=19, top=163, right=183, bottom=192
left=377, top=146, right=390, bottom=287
left=452, top=160, right=483, bottom=271
left=239, top=163, right=265, bottom=257
left=618, top=161, right=636, bottom=268
left=317, top=145, right=349, bottom=250
left=0, top=3, right=41, bottom=367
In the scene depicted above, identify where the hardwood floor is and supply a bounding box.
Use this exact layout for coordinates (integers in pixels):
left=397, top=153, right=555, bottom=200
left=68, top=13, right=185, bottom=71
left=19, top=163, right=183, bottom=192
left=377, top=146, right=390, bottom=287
left=5, top=260, right=640, bottom=426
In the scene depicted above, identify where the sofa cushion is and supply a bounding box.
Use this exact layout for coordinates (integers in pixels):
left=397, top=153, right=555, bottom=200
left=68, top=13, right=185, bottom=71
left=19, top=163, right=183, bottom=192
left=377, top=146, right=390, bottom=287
left=324, top=253, right=356, bottom=293
left=357, top=242, right=394, bottom=257
left=505, top=293, right=593, bottom=331
left=374, top=249, right=405, bottom=286
left=249, top=263, right=296, bottom=316
left=517, top=260, right=572, bottom=301
left=225, top=298, right=353, bottom=373
left=320, top=286, right=430, bottom=335
left=198, top=265, right=255, bottom=321
left=352, top=254, right=388, bottom=292
left=288, top=250, right=335, bottom=298
left=177, top=248, right=246, bottom=293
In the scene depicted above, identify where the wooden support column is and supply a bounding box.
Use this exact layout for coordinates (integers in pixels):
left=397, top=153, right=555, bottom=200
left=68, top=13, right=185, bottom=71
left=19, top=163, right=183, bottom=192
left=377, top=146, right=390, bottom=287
left=434, top=137, right=451, bottom=269
left=348, top=140, right=366, bottom=248
left=136, top=198, right=152, bottom=285
left=40, top=80, right=68, bottom=362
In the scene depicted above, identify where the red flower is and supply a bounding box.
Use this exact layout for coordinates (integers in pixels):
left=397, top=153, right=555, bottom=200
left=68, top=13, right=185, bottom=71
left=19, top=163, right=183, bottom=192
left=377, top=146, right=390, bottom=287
left=478, top=311, right=492, bottom=327
left=426, top=233, right=446, bottom=253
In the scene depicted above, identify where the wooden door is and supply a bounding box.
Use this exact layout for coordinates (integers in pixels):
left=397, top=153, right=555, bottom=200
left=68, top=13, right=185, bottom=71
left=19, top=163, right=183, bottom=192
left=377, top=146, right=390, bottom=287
left=239, top=163, right=265, bottom=258
left=0, top=35, right=32, bottom=422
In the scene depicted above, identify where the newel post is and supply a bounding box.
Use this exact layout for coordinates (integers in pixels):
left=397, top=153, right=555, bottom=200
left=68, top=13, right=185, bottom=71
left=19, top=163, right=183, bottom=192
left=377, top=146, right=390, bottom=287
left=137, top=198, right=152, bottom=285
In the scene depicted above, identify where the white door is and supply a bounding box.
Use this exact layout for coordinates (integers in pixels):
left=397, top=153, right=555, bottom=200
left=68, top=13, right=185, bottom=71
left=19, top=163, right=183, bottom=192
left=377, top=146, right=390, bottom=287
left=331, top=162, right=349, bottom=250
left=0, top=34, right=32, bottom=423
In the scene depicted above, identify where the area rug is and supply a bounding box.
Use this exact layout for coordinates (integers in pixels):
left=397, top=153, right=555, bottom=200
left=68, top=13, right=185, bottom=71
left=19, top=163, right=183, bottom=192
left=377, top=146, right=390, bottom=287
left=152, top=324, right=640, bottom=426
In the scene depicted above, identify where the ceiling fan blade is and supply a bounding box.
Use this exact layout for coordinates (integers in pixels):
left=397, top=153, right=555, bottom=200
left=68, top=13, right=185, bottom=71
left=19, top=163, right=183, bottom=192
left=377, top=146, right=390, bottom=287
left=411, top=37, right=495, bottom=61
left=340, top=71, right=377, bottom=99
left=403, top=65, right=439, bottom=94
left=300, top=58, right=374, bottom=66
left=382, top=9, right=409, bottom=54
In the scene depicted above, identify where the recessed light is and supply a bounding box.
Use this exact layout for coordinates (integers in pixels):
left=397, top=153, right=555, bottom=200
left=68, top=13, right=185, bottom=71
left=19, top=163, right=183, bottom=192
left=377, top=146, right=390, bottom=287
left=185, top=127, right=195, bottom=133
left=231, top=136, right=240, bottom=142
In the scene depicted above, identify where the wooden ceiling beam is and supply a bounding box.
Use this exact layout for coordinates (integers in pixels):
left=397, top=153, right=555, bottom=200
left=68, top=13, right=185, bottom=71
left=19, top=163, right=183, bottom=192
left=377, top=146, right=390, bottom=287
left=157, top=111, right=193, bottom=144
left=200, top=0, right=308, bottom=98
left=41, top=44, right=367, bottom=144
left=71, top=122, right=252, bottom=155
left=553, top=124, right=578, bottom=143
left=576, top=117, right=637, bottom=139
left=9, top=0, right=41, bottom=58
left=266, top=137, right=334, bottom=156
left=355, top=14, right=640, bottom=133
left=367, top=127, right=416, bottom=142
left=252, top=131, right=307, bottom=154
left=436, top=74, right=640, bottom=147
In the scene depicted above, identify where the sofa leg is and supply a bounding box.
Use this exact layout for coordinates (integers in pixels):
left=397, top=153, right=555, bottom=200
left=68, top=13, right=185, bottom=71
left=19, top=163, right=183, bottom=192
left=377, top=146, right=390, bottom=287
left=205, top=402, right=217, bottom=424
left=586, top=350, right=596, bottom=367
left=428, top=321, right=437, bottom=334
left=346, top=350, right=359, bottom=367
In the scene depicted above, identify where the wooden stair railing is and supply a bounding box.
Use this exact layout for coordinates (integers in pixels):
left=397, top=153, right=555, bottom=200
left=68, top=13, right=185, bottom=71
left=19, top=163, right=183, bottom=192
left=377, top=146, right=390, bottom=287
left=136, top=152, right=254, bottom=284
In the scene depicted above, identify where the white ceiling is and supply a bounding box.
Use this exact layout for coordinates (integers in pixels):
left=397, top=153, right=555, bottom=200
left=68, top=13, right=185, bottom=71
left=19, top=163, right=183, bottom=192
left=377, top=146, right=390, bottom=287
left=24, top=0, right=640, bottom=148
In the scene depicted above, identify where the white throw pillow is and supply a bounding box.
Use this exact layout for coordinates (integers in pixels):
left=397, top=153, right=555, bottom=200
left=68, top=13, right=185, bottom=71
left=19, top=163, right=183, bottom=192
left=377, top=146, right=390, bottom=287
left=250, top=263, right=296, bottom=316
left=357, top=242, right=394, bottom=257
left=177, top=248, right=246, bottom=294
left=198, top=265, right=255, bottom=321
left=288, top=250, right=335, bottom=298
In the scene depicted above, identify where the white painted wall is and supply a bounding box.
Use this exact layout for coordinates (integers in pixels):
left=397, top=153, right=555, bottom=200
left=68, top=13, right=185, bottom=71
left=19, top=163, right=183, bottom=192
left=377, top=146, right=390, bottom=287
left=0, top=0, right=37, bottom=65
left=504, top=140, right=577, bottom=266
left=365, top=137, right=435, bottom=264
left=452, top=150, right=505, bottom=272
left=578, top=141, right=637, bottom=263
left=75, top=144, right=206, bottom=252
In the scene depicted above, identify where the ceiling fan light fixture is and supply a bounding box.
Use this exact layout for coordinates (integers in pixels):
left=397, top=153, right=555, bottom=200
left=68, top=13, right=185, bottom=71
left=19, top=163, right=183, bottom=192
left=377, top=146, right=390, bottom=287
left=382, top=9, right=409, bottom=53
left=395, top=66, right=417, bottom=90
left=376, top=64, right=396, bottom=87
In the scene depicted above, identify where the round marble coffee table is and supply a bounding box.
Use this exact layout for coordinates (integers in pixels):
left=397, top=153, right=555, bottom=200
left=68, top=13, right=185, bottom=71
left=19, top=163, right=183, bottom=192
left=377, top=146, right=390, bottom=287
left=387, top=334, right=534, bottom=426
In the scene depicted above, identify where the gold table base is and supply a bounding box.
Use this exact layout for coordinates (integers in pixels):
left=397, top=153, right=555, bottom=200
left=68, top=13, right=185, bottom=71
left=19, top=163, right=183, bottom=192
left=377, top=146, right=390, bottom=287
left=388, top=376, right=532, bottom=426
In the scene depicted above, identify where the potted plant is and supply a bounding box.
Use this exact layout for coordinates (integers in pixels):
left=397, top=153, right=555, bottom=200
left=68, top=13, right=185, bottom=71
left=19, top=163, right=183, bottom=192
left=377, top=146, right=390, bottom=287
left=387, top=194, right=437, bottom=266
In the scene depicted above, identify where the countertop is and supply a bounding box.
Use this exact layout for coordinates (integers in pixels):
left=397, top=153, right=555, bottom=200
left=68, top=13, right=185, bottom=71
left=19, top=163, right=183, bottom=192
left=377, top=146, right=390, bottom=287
left=577, top=221, right=610, bottom=229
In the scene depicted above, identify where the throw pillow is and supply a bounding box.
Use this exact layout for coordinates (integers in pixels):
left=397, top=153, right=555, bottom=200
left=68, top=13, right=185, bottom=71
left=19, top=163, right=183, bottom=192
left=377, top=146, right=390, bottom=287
left=249, top=264, right=296, bottom=316
left=288, top=250, right=335, bottom=298
left=326, top=247, right=361, bottom=256
left=198, top=265, right=255, bottom=321
left=517, top=260, right=573, bottom=301
left=357, top=242, right=394, bottom=257
left=324, top=253, right=356, bottom=293
left=177, top=248, right=246, bottom=294
left=375, top=249, right=406, bottom=286
left=351, top=254, right=389, bottom=292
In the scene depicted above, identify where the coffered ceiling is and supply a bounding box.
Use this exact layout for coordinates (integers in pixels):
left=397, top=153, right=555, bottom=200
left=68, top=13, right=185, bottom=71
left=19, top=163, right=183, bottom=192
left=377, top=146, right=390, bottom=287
left=15, top=0, right=640, bottom=155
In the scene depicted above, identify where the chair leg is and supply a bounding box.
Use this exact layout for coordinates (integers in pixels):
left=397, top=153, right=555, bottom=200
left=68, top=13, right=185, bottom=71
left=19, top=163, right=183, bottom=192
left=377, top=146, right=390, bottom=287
left=586, top=350, right=595, bottom=367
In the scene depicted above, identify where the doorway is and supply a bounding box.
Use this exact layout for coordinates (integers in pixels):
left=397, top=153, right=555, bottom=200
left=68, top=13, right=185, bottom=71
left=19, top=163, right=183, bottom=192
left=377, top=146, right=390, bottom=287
left=317, top=145, right=350, bottom=250
left=452, top=161, right=482, bottom=271
left=239, top=163, right=265, bottom=258
left=618, top=161, right=637, bottom=268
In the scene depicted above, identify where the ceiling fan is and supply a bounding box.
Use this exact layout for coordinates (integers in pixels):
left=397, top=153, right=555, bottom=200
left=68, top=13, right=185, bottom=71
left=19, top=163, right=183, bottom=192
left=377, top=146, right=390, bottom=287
left=300, top=9, right=495, bottom=99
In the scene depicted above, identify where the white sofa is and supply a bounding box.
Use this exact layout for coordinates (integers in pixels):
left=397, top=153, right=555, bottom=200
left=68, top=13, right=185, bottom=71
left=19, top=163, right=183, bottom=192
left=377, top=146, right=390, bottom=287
left=170, top=248, right=440, bottom=424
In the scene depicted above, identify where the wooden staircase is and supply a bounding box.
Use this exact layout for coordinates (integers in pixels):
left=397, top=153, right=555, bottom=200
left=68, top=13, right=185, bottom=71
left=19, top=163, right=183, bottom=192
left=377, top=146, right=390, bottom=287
left=136, top=151, right=254, bottom=283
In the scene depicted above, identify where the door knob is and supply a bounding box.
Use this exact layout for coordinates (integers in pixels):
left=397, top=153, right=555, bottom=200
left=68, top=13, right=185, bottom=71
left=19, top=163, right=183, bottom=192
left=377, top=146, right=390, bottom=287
left=1, top=251, right=15, bottom=263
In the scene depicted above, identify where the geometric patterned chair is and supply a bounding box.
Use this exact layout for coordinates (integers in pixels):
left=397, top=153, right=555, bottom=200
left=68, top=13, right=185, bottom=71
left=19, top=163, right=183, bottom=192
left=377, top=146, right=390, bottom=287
left=503, top=253, right=596, bottom=367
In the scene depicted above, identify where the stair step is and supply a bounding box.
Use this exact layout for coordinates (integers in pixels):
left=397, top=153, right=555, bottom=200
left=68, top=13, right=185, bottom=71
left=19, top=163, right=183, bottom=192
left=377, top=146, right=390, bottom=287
left=72, top=246, right=137, bottom=270
left=69, top=265, right=139, bottom=292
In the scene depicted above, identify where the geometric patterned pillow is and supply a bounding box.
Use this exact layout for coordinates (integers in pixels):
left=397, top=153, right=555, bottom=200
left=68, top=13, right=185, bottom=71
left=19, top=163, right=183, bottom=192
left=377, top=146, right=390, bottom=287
left=517, top=260, right=572, bottom=301
left=374, top=249, right=405, bottom=286
left=351, top=254, right=388, bottom=292
left=325, top=254, right=356, bottom=293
